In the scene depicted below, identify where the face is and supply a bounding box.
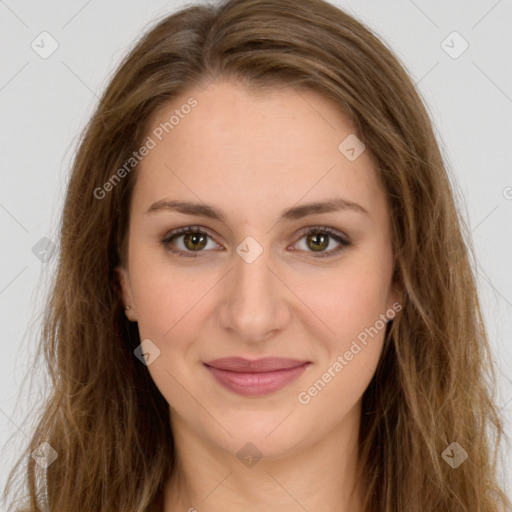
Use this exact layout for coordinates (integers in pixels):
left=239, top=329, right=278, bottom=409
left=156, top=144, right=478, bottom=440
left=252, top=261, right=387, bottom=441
left=116, top=79, right=401, bottom=460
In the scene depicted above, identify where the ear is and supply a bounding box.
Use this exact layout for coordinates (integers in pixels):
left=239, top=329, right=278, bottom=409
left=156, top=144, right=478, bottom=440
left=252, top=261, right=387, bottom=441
left=114, top=265, right=138, bottom=322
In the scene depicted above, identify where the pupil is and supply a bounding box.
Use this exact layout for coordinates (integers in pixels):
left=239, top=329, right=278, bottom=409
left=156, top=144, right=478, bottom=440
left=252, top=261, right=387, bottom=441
left=309, top=233, right=328, bottom=251
left=186, top=233, right=206, bottom=250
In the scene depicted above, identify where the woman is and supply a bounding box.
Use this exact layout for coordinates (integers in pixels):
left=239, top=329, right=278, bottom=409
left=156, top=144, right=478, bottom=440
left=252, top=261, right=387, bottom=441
left=4, top=0, right=511, bottom=510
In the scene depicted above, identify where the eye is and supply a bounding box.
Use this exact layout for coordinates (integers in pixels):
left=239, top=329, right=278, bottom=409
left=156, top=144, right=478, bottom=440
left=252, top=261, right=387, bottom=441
left=161, top=226, right=221, bottom=258
left=292, top=226, right=351, bottom=258
left=161, top=225, right=351, bottom=258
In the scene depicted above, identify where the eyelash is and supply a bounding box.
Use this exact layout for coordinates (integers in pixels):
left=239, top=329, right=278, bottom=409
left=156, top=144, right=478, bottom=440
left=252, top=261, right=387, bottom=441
left=161, top=225, right=351, bottom=258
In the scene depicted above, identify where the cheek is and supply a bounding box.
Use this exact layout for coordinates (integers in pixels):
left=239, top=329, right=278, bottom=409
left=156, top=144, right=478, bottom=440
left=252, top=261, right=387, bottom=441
left=128, top=244, right=210, bottom=338
left=308, top=261, right=392, bottom=343
left=296, top=268, right=389, bottom=414
left=129, top=261, right=209, bottom=409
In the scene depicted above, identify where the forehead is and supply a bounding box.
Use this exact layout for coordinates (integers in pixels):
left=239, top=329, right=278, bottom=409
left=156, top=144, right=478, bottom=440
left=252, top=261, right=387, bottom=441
left=132, top=80, right=386, bottom=222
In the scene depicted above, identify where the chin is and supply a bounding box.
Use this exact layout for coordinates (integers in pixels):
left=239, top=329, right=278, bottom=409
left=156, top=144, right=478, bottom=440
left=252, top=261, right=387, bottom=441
left=209, top=414, right=314, bottom=462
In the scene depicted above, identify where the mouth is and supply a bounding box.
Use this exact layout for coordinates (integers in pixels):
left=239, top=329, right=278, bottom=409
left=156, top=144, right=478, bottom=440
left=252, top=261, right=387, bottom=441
left=203, top=357, right=311, bottom=396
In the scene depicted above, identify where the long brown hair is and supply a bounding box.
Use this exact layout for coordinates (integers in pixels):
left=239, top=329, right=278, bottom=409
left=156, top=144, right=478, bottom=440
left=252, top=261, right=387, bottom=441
left=4, top=0, right=510, bottom=510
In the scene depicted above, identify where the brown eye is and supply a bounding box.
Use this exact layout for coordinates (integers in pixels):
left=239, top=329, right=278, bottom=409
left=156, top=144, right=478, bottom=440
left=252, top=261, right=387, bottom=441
left=182, top=232, right=208, bottom=251
left=161, top=225, right=351, bottom=259
left=294, top=227, right=351, bottom=257
left=306, top=232, right=329, bottom=252
left=161, top=226, right=220, bottom=257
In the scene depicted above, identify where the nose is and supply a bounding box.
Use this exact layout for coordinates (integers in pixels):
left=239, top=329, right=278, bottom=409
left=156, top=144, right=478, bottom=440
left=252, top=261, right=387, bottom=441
left=217, top=246, right=292, bottom=344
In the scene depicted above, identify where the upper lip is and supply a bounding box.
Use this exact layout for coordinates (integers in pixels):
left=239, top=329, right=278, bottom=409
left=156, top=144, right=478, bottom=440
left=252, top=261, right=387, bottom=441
left=204, top=357, right=309, bottom=373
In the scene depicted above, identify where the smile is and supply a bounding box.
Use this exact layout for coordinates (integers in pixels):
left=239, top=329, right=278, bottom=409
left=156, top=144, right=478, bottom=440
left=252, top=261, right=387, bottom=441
left=203, top=357, right=311, bottom=396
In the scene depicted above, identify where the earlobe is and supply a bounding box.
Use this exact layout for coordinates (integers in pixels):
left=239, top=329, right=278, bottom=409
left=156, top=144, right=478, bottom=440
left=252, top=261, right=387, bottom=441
left=124, top=304, right=137, bottom=322
left=114, top=265, right=138, bottom=322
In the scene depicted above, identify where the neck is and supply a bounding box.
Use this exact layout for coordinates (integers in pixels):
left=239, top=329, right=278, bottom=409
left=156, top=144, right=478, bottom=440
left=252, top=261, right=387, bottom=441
left=163, top=402, right=365, bottom=512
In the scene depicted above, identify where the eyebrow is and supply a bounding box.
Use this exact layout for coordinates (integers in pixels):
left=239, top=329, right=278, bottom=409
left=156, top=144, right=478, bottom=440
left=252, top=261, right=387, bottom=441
left=147, top=197, right=369, bottom=223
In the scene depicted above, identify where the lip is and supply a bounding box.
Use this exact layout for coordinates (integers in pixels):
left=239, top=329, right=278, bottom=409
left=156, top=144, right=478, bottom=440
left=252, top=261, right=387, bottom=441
left=203, top=357, right=310, bottom=396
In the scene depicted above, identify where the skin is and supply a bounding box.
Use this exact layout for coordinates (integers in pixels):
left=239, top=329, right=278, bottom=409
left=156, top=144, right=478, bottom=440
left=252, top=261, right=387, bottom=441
left=116, top=79, right=401, bottom=512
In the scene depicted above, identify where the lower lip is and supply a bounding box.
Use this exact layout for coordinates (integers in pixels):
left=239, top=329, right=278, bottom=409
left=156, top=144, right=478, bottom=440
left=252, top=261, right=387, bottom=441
left=204, top=363, right=310, bottom=396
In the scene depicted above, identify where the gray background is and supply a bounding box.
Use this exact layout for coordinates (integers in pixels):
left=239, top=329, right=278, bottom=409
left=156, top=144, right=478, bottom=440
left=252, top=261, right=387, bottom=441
left=1, top=0, right=511, bottom=503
